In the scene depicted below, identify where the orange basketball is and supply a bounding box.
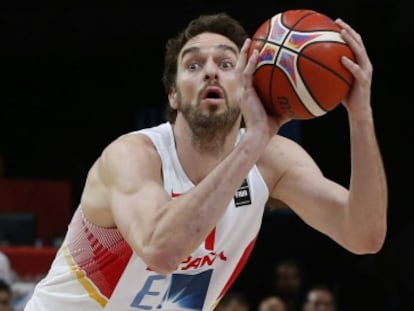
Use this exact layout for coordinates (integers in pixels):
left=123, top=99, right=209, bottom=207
left=249, top=9, right=355, bottom=120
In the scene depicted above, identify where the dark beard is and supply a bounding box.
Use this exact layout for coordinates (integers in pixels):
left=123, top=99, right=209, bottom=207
left=180, top=99, right=240, bottom=154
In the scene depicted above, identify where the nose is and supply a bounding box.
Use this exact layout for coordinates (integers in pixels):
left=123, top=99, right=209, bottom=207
left=203, top=58, right=218, bottom=81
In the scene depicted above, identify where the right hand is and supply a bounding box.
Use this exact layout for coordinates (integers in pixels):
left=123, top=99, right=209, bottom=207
left=235, top=39, right=291, bottom=141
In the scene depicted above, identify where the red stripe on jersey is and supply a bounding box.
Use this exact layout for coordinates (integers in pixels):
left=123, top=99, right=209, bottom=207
left=67, top=213, right=133, bottom=299
left=217, top=236, right=257, bottom=299
left=205, top=228, right=216, bottom=251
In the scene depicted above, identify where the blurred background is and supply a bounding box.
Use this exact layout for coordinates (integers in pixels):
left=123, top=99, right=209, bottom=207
left=0, top=1, right=410, bottom=310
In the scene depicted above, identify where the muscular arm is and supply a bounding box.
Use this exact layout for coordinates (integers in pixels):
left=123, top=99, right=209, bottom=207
left=86, top=127, right=270, bottom=274
left=267, top=112, right=386, bottom=254
left=81, top=38, right=278, bottom=274
left=346, top=108, right=387, bottom=252
left=267, top=19, right=387, bottom=255
left=335, top=18, right=388, bottom=252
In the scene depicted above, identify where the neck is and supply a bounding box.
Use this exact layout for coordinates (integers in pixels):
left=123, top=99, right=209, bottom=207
left=172, top=116, right=241, bottom=184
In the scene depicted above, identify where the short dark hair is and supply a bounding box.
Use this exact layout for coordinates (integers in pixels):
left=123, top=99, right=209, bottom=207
left=161, top=12, right=248, bottom=123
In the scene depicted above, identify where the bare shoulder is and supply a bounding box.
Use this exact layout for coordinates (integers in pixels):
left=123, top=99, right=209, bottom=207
left=103, top=132, right=160, bottom=170
left=81, top=131, right=161, bottom=227
left=266, top=133, right=304, bottom=153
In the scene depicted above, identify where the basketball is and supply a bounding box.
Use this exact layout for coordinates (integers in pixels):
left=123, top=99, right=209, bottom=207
left=248, top=9, right=355, bottom=120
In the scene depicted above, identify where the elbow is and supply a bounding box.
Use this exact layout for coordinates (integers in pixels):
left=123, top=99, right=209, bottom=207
left=371, top=226, right=387, bottom=253
left=141, top=246, right=183, bottom=275
left=364, top=218, right=388, bottom=254
left=353, top=235, right=385, bottom=255
left=135, top=227, right=192, bottom=274
left=349, top=223, right=387, bottom=255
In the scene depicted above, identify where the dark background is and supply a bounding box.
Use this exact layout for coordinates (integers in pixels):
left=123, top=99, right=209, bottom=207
left=0, top=1, right=410, bottom=310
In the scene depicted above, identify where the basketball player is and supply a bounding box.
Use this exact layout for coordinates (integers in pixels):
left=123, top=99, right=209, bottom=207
left=24, top=12, right=387, bottom=311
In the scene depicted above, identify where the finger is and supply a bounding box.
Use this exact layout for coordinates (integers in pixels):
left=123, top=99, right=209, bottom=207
left=245, top=49, right=259, bottom=77
left=341, top=56, right=360, bottom=77
left=335, top=18, right=362, bottom=46
left=236, top=38, right=251, bottom=71
left=335, top=18, right=371, bottom=71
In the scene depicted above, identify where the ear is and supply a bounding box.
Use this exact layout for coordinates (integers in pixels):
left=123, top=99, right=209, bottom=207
left=168, top=88, right=178, bottom=109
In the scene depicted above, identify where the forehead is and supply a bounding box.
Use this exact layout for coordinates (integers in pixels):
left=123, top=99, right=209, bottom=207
left=179, top=32, right=239, bottom=59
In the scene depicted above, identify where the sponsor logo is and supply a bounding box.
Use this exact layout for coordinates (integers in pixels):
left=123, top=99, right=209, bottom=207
left=234, top=179, right=251, bottom=207
left=179, top=251, right=227, bottom=271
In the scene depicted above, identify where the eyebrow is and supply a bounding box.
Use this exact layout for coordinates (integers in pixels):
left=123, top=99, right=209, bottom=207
left=180, top=44, right=239, bottom=61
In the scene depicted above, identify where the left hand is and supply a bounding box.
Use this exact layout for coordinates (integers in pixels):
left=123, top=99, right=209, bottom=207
left=336, top=18, right=373, bottom=115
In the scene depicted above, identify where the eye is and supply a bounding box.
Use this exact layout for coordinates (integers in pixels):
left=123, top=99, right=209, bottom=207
left=220, top=61, right=234, bottom=70
left=188, top=62, right=200, bottom=71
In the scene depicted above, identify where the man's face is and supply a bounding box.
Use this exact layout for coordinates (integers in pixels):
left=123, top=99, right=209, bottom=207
left=173, top=32, right=242, bottom=136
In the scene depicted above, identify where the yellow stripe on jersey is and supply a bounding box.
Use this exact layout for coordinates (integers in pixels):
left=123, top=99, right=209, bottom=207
left=63, top=245, right=108, bottom=308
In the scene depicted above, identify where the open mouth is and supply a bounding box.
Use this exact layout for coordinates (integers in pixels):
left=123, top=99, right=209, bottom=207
left=201, top=86, right=224, bottom=101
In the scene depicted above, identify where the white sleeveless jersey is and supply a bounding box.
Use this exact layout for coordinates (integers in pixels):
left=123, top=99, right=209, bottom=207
left=25, top=122, right=269, bottom=311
